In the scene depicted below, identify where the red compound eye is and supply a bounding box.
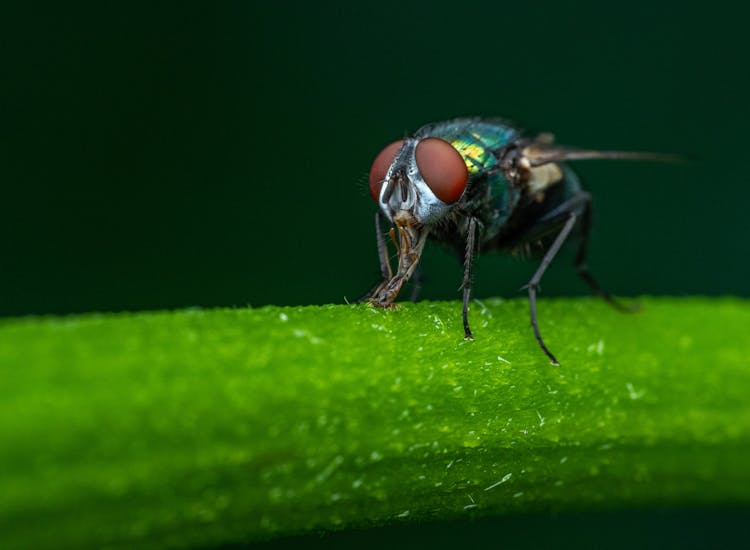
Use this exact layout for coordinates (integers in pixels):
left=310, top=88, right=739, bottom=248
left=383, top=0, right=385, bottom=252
left=415, top=138, right=468, bottom=204
left=368, top=140, right=404, bottom=202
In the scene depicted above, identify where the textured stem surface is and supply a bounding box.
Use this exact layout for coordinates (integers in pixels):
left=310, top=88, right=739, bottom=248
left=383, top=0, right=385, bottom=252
left=1, top=297, right=749, bottom=548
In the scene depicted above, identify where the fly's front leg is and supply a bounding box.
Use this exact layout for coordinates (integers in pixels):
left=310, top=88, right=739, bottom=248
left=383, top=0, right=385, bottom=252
left=371, top=224, right=428, bottom=307
left=359, top=212, right=393, bottom=302
left=527, top=212, right=578, bottom=365
left=461, top=217, right=479, bottom=340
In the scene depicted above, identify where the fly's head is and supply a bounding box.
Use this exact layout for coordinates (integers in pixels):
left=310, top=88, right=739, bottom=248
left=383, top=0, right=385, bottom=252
left=369, top=137, right=468, bottom=227
left=365, top=137, right=469, bottom=307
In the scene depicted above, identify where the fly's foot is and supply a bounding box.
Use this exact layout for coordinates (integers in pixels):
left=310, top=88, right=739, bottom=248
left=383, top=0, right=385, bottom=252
left=368, top=299, right=400, bottom=310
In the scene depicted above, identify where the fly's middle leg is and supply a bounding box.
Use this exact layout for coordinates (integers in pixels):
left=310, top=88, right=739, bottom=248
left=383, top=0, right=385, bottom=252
left=409, top=266, right=424, bottom=302
left=461, top=217, right=479, bottom=340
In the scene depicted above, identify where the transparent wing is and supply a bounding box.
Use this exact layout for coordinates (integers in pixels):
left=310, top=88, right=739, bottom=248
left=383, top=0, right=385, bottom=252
left=522, top=143, right=682, bottom=167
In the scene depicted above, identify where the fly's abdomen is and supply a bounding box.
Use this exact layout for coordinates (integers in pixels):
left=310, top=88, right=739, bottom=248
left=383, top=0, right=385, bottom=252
left=488, top=165, right=586, bottom=255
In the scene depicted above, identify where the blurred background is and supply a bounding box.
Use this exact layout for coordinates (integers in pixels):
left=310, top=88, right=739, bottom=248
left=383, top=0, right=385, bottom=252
left=2, top=3, right=749, bottom=547
left=2, top=2, right=748, bottom=318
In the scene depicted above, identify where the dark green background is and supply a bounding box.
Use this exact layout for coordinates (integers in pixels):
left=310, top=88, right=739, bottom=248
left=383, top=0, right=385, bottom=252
left=2, top=2, right=748, bottom=317
left=2, top=3, right=749, bottom=547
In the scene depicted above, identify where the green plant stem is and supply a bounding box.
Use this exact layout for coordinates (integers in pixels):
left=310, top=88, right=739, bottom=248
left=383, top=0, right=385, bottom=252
left=1, top=297, right=749, bottom=548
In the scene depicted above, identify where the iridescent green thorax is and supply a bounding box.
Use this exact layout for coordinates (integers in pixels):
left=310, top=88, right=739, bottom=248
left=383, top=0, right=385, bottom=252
left=418, top=119, right=518, bottom=176
left=417, top=119, right=521, bottom=242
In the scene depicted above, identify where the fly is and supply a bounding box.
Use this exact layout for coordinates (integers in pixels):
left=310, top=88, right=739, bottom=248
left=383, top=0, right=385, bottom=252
left=362, top=117, right=674, bottom=365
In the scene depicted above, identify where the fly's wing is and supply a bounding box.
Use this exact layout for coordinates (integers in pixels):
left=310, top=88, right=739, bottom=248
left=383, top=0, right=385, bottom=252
left=498, top=138, right=685, bottom=197
left=492, top=133, right=683, bottom=195
left=489, top=135, right=682, bottom=249
left=522, top=142, right=682, bottom=167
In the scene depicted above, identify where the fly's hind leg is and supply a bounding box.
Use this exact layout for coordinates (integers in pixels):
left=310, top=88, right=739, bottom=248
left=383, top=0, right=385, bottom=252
left=575, top=199, right=640, bottom=312
left=527, top=212, right=578, bottom=365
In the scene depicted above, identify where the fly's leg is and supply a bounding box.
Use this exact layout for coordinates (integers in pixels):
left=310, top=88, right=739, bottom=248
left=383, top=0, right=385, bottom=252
left=374, top=213, right=393, bottom=281
left=372, top=224, right=429, bottom=307
left=409, top=266, right=423, bottom=302
left=359, top=212, right=393, bottom=302
left=575, top=201, right=639, bottom=312
left=527, top=212, right=578, bottom=365
left=461, top=217, right=478, bottom=340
